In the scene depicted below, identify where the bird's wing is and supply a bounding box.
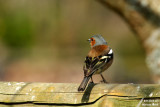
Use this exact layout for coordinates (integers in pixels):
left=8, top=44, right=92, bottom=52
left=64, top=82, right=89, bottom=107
left=83, top=49, right=113, bottom=77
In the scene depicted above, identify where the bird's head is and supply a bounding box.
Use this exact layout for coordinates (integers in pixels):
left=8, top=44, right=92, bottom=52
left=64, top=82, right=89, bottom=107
left=88, top=35, right=107, bottom=47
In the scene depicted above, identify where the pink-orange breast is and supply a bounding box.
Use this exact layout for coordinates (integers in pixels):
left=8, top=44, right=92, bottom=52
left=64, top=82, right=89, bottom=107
left=88, top=45, right=108, bottom=57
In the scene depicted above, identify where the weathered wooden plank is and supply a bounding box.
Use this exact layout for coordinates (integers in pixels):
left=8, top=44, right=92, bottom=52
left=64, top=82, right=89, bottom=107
left=0, top=82, right=160, bottom=106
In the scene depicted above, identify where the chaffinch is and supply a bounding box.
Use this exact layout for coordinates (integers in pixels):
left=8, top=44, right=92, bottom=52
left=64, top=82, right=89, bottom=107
left=78, top=35, right=113, bottom=91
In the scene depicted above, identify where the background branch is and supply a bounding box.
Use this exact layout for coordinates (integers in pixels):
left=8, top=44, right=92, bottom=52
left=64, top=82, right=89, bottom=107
left=98, top=0, right=160, bottom=83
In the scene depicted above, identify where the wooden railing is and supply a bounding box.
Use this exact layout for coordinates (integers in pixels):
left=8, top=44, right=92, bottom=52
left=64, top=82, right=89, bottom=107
left=0, top=82, right=160, bottom=106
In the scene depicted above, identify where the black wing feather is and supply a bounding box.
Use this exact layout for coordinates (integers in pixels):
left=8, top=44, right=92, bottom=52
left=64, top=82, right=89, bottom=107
left=83, top=51, right=113, bottom=77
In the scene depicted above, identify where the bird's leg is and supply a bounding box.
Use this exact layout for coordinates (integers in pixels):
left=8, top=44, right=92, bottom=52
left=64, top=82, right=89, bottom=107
left=90, top=77, right=94, bottom=83
left=100, top=74, right=108, bottom=83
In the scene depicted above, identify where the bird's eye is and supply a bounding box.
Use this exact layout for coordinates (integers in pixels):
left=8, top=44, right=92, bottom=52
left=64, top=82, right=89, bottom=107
left=91, top=38, right=93, bottom=41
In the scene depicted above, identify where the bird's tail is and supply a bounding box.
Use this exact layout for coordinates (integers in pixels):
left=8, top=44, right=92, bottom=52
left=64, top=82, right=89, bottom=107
left=78, top=76, right=90, bottom=91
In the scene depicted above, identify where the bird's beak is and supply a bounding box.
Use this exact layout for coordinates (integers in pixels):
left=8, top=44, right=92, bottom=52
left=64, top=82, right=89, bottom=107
left=87, top=38, right=91, bottom=42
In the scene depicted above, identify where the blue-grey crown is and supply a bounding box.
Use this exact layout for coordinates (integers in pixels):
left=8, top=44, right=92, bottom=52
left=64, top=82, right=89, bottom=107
left=91, top=35, right=107, bottom=46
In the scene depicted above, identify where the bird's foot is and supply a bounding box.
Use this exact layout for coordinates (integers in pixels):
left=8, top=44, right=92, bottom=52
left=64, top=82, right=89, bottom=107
left=100, top=80, right=108, bottom=83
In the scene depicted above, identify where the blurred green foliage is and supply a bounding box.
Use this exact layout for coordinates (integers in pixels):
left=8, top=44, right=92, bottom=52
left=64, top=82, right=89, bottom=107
left=3, top=11, right=33, bottom=49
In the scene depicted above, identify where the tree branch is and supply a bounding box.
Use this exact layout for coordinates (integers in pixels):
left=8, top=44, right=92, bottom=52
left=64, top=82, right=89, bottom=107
left=98, top=0, right=160, bottom=83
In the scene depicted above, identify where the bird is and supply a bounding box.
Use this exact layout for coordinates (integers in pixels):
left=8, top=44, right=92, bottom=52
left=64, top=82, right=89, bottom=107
left=78, top=35, right=113, bottom=91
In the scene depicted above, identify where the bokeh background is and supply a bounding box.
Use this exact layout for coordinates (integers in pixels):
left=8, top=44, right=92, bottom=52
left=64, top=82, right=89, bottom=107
left=0, top=0, right=152, bottom=83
